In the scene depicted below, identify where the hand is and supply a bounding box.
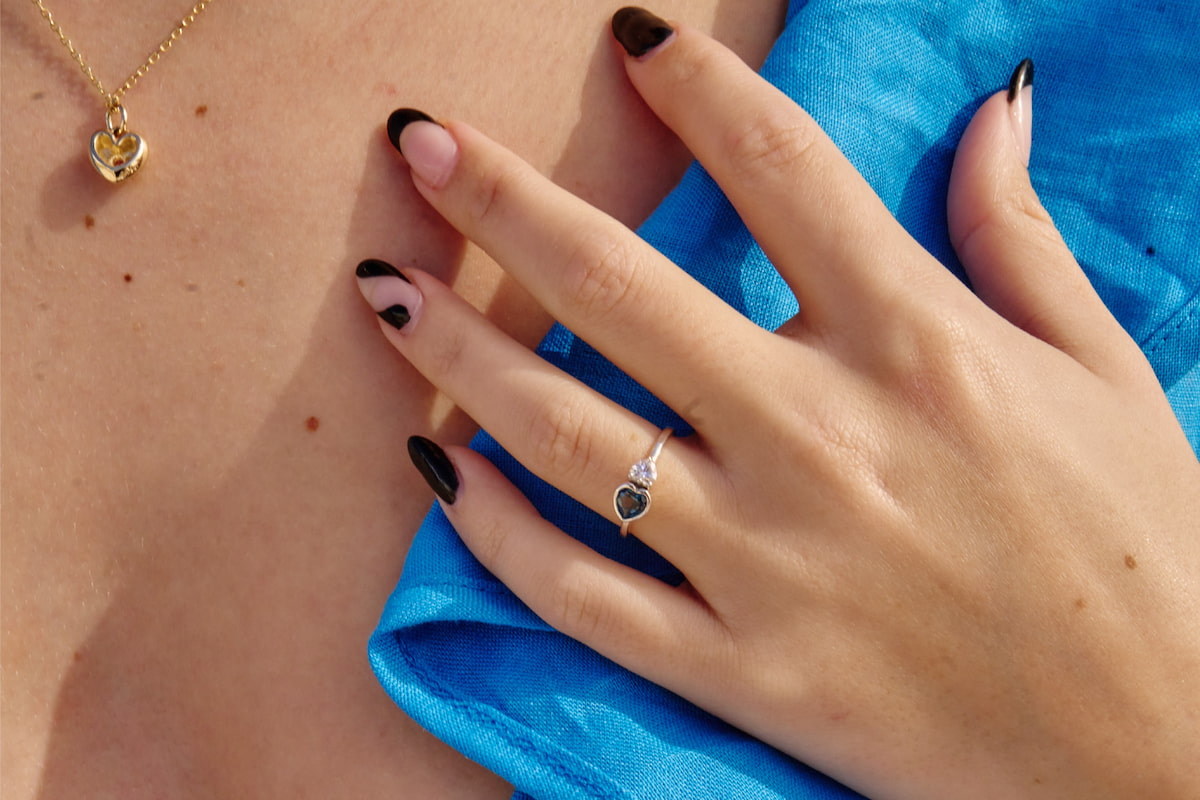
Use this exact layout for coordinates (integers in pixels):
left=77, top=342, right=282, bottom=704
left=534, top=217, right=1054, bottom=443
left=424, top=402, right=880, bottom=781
left=355, top=9, right=1200, bottom=799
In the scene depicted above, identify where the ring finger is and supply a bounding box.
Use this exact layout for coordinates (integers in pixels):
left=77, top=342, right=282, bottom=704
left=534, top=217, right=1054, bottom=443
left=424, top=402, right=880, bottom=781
left=355, top=259, right=717, bottom=552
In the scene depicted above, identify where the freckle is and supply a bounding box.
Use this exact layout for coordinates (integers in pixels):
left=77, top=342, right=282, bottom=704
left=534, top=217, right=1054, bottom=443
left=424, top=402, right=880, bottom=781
left=185, top=283, right=200, bottom=292
left=124, top=273, right=133, bottom=283
left=1146, top=245, right=1156, bottom=256
left=195, top=104, right=208, bottom=116
left=84, top=215, right=95, bottom=228
left=1033, top=777, right=1042, bottom=785
left=32, top=91, right=46, bottom=101
left=73, top=650, right=83, bottom=662
left=306, top=416, right=321, bottom=432
left=236, top=278, right=246, bottom=288
left=1125, top=554, right=1137, bottom=570
left=1074, top=598, right=1086, bottom=611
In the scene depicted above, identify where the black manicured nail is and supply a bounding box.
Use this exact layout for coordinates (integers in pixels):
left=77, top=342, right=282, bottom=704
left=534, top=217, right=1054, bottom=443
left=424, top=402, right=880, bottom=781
left=1007, top=58, right=1034, bottom=103
left=356, top=258, right=410, bottom=281
left=387, top=108, right=438, bottom=155
left=612, top=7, right=674, bottom=57
left=408, top=436, right=459, bottom=504
left=378, top=305, right=411, bottom=330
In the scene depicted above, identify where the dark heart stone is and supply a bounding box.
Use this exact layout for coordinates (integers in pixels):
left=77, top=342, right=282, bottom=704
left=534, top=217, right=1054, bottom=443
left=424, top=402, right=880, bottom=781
left=615, top=485, right=650, bottom=521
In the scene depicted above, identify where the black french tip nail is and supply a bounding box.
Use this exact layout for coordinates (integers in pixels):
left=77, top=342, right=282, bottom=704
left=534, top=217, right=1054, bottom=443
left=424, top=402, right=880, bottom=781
left=356, top=258, right=410, bottom=281
left=1007, top=58, right=1034, bottom=103
left=612, top=7, right=674, bottom=57
left=378, top=305, right=411, bottom=330
left=387, top=108, right=437, bottom=155
left=408, top=435, right=459, bottom=505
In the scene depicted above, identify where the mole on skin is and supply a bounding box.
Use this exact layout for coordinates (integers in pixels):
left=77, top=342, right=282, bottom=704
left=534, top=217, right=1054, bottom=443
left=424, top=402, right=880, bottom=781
left=306, top=416, right=320, bottom=432
left=1125, top=554, right=1137, bottom=570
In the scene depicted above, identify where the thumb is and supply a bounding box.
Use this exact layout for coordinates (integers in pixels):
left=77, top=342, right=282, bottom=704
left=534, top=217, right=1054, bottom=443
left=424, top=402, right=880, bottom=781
left=948, top=60, right=1136, bottom=377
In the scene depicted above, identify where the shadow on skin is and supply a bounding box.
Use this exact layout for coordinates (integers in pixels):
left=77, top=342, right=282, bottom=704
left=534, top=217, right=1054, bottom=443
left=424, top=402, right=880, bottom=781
left=27, top=1, right=788, bottom=795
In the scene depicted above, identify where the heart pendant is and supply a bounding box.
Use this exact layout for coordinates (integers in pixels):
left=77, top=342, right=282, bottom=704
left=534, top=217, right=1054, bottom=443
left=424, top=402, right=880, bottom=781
left=614, top=484, right=651, bottom=522
left=89, top=129, right=147, bottom=182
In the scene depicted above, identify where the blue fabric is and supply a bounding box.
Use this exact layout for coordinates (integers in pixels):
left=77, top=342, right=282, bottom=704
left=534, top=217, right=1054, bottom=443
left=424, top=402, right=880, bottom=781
left=370, top=0, right=1200, bottom=797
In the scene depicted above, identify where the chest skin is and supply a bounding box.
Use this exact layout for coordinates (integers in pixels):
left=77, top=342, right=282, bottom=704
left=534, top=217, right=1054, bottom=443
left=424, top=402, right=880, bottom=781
left=0, top=0, right=785, bottom=796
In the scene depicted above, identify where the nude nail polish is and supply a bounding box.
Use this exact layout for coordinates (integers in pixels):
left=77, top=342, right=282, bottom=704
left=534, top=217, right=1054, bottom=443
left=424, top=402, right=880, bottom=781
left=408, top=436, right=459, bottom=504
left=1007, top=58, right=1034, bottom=168
left=612, top=7, right=674, bottom=58
left=387, top=111, right=459, bottom=188
left=355, top=258, right=421, bottom=331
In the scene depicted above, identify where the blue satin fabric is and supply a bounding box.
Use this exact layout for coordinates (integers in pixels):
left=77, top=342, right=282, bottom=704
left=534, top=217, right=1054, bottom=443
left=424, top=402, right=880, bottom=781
left=369, top=1, right=1200, bottom=797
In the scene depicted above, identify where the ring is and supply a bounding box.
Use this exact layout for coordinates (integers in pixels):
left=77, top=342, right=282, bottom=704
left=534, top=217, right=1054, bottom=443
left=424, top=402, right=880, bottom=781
left=613, top=427, right=673, bottom=537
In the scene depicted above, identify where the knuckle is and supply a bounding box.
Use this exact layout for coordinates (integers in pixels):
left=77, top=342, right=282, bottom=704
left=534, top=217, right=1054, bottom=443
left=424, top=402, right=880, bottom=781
left=550, top=574, right=611, bottom=642
left=423, top=323, right=469, bottom=383
left=660, top=39, right=725, bottom=97
left=1009, top=188, right=1056, bottom=229
left=467, top=159, right=530, bottom=228
left=525, top=393, right=596, bottom=481
left=560, top=231, right=643, bottom=322
left=723, top=109, right=819, bottom=178
left=891, top=309, right=1008, bottom=422
left=956, top=189, right=1058, bottom=257
left=469, top=507, right=514, bottom=569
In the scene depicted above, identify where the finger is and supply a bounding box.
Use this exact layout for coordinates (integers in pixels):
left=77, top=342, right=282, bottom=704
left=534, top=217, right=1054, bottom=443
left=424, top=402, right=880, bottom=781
left=612, top=9, right=940, bottom=324
left=355, top=259, right=711, bottom=548
left=408, top=438, right=728, bottom=697
left=387, top=111, right=786, bottom=433
left=947, top=61, right=1143, bottom=377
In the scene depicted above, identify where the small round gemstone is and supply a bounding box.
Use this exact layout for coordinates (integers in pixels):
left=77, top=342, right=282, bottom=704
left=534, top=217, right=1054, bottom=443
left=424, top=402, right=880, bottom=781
left=628, top=458, right=657, bottom=487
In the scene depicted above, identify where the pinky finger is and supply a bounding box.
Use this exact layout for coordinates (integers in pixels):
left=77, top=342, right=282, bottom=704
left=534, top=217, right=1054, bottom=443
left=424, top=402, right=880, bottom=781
left=407, top=436, right=726, bottom=691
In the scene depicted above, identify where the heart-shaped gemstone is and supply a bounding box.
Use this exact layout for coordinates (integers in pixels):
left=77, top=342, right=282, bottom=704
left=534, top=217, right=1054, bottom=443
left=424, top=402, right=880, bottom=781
left=90, top=129, right=147, bottom=182
left=614, top=484, right=651, bottom=522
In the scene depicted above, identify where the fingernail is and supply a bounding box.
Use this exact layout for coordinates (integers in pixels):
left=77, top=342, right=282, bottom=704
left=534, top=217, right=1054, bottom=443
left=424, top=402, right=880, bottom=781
left=386, top=107, right=458, bottom=188
left=355, top=259, right=422, bottom=332
left=612, top=7, right=675, bottom=58
left=408, top=436, right=459, bottom=505
left=356, top=258, right=410, bottom=281
left=386, top=108, right=437, bottom=154
left=1007, top=58, right=1034, bottom=168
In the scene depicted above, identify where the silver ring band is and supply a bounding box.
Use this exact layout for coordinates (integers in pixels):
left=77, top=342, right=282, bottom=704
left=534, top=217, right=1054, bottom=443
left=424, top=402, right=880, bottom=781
left=613, top=427, right=673, bottom=537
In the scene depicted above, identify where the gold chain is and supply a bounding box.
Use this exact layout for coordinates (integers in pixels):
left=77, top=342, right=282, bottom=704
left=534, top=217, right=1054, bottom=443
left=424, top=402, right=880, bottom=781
left=30, top=0, right=215, bottom=111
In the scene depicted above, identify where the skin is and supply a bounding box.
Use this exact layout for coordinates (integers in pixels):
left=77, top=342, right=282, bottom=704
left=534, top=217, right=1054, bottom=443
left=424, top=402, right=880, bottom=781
left=0, top=1, right=786, bottom=797
left=355, top=19, right=1200, bottom=800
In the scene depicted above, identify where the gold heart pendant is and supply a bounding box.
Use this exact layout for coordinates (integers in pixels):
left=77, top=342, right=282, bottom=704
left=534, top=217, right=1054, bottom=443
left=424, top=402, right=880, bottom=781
left=89, top=129, right=147, bottom=182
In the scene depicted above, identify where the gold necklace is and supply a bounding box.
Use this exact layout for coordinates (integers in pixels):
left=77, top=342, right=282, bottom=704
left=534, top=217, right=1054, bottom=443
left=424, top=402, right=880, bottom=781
left=30, top=0, right=217, bottom=182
